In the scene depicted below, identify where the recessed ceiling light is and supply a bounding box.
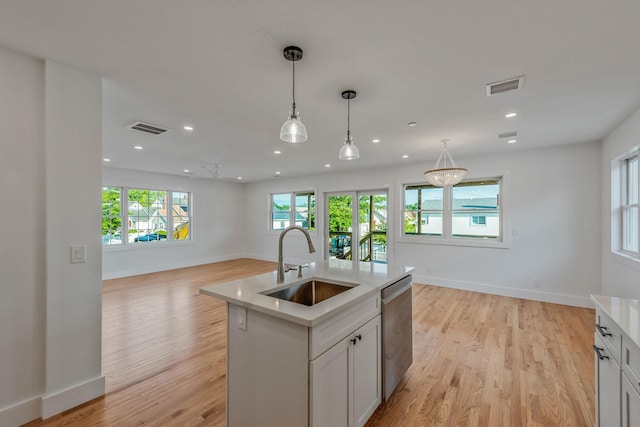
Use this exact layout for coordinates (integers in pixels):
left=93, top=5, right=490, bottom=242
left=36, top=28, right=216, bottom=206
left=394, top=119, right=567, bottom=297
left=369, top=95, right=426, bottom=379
left=134, top=146, right=143, bottom=150
left=402, top=154, right=409, bottom=159
left=325, top=164, right=331, bottom=168
left=372, top=139, right=380, bottom=143
left=275, top=171, right=281, bottom=175
left=184, top=169, right=190, bottom=173
left=408, top=122, right=417, bottom=127
left=183, top=125, right=194, bottom=131
left=274, top=150, right=282, bottom=155
left=237, top=177, right=243, bottom=180
left=508, top=139, right=517, bottom=144
left=505, top=112, right=517, bottom=118
left=103, top=158, right=111, bottom=162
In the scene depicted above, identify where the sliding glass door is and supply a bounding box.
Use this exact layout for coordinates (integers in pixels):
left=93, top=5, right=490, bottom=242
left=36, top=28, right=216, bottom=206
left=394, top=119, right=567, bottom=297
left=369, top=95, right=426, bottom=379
left=325, top=191, right=387, bottom=263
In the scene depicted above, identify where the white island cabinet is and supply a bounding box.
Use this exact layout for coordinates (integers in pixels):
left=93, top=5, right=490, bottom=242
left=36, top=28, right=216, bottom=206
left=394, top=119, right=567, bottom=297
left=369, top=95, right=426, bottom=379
left=311, top=314, right=381, bottom=427
left=591, top=295, right=640, bottom=427
left=200, top=260, right=413, bottom=427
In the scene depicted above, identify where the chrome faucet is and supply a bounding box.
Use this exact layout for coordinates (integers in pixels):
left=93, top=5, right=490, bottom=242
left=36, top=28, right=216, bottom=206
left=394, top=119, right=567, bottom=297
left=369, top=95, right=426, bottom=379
left=277, top=225, right=316, bottom=283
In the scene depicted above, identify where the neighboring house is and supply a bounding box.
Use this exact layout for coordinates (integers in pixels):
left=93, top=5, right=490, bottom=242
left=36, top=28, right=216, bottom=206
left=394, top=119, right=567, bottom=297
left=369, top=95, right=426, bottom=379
left=272, top=211, right=309, bottom=230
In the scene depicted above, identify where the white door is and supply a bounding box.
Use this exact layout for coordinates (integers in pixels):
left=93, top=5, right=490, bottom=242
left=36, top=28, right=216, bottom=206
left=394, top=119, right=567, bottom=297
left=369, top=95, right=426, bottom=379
left=595, top=334, right=620, bottom=427
left=622, top=374, right=640, bottom=427
left=352, top=315, right=382, bottom=427
left=310, top=337, right=350, bottom=427
left=325, top=191, right=388, bottom=263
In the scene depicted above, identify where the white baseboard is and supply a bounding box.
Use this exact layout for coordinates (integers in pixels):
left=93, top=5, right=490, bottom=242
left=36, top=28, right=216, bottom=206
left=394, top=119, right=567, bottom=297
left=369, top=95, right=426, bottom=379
left=102, top=253, right=246, bottom=280
left=41, top=376, right=105, bottom=419
left=0, top=396, right=41, bottom=427
left=413, top=275, right=594, bottom=308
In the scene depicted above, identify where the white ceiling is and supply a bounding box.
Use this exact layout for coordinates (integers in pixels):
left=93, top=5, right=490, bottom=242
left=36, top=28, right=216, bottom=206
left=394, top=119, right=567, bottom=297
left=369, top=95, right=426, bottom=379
left=1, top=0, right=640, bottom=182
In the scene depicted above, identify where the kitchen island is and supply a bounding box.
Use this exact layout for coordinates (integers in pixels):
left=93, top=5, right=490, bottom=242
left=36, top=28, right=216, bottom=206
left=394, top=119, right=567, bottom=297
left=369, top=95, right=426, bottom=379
left=200, top=259, right=414, bottom=427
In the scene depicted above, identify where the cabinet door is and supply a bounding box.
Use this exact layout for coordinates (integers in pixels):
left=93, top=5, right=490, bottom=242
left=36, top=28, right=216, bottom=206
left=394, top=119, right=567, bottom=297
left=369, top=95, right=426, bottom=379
left=352, top=315, right=382, bottom=427
left=622, top=374, right=640, bottom=427
left=595, top=334, right=620, bottom=427
left=310, top=337, right=350, bottom=427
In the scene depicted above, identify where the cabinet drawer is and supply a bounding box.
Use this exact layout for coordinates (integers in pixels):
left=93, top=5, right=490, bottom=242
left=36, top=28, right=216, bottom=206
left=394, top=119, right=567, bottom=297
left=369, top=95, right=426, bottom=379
left=623, top=335, right=640, bottom=396
left=596, top=310, right=623, bottom=363
left=310, top=293, right=380, bottom=360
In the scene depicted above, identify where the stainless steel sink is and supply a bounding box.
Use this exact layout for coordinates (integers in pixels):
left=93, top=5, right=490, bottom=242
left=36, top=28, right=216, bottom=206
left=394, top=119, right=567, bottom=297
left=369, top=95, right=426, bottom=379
left=262, top=278, right=358, bottom=306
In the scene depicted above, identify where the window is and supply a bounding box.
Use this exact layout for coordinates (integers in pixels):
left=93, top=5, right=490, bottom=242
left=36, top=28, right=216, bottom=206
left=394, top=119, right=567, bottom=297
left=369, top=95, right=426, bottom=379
left=620, top=151, right=639, bottom=257
left=270, top=191, right=315, bottom=231
left=403, top=178, right=502, bottom=244
left=101, top=187, right=192, bottom=246
left=451, top=180, right=500, bottom=238
left=102, top=187, right=122, bottom=245
left=471, top=215, right=487, bottom=226
left=403, top=185, right=443, bottom=235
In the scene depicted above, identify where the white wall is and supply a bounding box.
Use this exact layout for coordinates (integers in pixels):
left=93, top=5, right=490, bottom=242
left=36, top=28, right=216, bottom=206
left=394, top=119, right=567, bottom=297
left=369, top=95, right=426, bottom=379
left=0, top=47, right=104, bottom=425
left=42, top=60, right=104, bottom=418
left=102, top=168, right=246, bottom=279
left=245, top=142, right=602, bottom=308
left=601, top=106, right=640, bottom=298
left=0, top=46, right=46, bottom=426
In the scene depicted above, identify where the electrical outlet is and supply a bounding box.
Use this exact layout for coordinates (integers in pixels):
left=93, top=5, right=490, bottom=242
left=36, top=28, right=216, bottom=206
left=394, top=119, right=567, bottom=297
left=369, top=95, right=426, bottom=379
left=237, top=306, right=247, bottom=331
left=533, top=279, right=541, bottom=288
left=426, top=267, right=433, bottom=274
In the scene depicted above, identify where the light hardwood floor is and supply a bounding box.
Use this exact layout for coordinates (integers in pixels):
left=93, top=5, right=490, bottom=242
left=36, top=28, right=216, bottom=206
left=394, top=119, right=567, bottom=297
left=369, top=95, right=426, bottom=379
left=24, top=259, right=595, bottom=427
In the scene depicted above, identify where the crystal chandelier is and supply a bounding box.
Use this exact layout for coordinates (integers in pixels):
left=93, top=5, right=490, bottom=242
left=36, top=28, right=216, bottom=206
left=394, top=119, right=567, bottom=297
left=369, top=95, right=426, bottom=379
left=424, top=139, right=467, bottom=187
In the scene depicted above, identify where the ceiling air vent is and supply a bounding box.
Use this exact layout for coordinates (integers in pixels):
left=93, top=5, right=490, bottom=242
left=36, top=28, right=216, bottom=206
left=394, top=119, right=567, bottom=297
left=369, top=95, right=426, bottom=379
left=498, top=131, right=519, bottom=139
left=127, top=121, right=169, bottom=135
left=486, top=76, right=525, bottom=96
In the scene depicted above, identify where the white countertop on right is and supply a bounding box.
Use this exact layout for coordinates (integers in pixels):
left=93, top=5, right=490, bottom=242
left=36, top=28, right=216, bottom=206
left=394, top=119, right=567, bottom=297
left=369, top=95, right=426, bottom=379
left=591, top=294, right=640, bottom=348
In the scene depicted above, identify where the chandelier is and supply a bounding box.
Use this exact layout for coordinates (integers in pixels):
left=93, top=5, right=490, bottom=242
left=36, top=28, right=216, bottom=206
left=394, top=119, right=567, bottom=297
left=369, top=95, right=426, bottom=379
left=424, top=139, right=467, bottom=187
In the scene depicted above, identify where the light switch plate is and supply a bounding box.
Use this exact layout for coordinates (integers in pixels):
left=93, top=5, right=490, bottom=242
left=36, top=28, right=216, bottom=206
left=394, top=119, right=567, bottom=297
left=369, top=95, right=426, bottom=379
left=71, top=245, right=87, bottom=263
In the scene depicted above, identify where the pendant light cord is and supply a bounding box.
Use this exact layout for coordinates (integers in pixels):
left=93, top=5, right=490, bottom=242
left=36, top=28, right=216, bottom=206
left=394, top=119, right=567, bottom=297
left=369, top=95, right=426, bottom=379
left=291, top=60, right=296, bottom=112
left=346, top=97, right=351, bottom=141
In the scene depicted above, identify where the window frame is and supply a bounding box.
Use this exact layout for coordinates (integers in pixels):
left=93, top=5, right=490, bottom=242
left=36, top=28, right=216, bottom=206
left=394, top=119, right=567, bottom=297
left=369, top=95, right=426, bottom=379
left=399, top=175, right=510, bottom=249
left=269, top=190, right=317, bottom=233
left=612, top=147, right=640, bottom=266
left=101, top=186, right=193, bottom=248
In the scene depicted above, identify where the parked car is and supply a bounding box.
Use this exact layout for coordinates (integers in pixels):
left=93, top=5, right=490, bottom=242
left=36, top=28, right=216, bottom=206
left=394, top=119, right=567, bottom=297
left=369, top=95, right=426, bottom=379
left=134, top=230, right=167, bottom=242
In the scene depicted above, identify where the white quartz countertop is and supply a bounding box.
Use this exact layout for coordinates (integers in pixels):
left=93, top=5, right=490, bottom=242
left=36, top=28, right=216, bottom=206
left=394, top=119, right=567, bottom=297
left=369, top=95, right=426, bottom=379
left=200, top=260, right=414, bottom=326
left=591, top=294, right=640, bottom=348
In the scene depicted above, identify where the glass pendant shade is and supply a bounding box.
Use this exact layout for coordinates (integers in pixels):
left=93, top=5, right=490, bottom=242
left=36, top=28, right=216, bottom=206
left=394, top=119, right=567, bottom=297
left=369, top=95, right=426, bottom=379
left=339, top=135, right=359, bottom=160
left=424, top=140, right=467, bottom=187
left=280, top=46, right=308, bottom=143
left=338, top=90, right=359, bottom=160
left=280, top=111, right=308, bottom=143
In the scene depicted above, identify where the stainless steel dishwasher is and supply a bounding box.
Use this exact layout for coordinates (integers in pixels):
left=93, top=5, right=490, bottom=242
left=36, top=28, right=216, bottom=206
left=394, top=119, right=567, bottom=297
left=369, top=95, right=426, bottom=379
left=381, top=274, right=413, bottom=401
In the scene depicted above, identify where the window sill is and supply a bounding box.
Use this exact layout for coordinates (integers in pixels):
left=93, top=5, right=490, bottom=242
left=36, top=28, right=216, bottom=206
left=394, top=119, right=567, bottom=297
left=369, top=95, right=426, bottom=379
left=610, top=251, right=640, bottom=272
left=396, top=235, right=510, bottom=249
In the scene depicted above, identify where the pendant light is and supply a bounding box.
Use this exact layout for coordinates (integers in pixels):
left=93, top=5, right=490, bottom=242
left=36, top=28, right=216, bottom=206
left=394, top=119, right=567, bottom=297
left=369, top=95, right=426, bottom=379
left=338, top=90, right=359, bottom=160
left=280, top=46, right=308, bottom=143
left=424, top=139, right=467, bottom=187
